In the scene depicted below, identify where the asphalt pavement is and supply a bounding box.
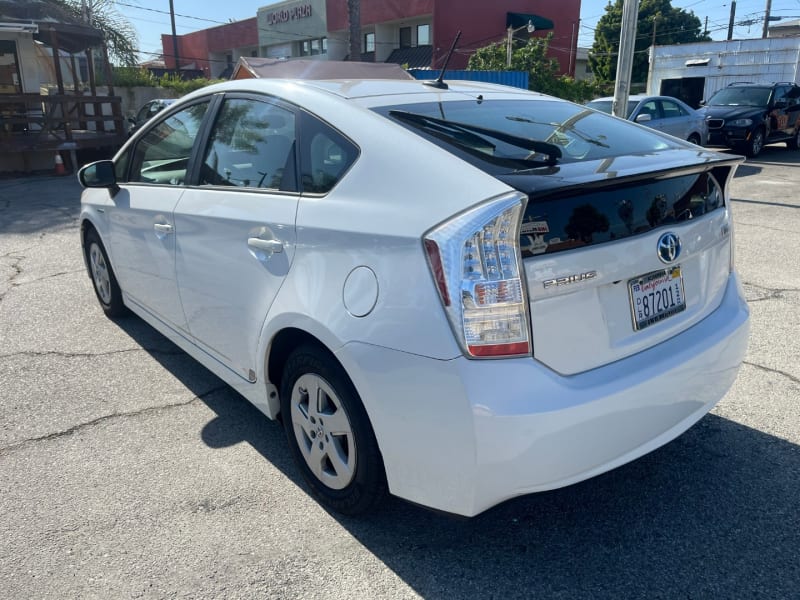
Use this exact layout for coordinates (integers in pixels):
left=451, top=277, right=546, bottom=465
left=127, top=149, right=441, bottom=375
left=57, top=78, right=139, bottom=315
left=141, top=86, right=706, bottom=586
left=1, top=146, right=798, bottom=599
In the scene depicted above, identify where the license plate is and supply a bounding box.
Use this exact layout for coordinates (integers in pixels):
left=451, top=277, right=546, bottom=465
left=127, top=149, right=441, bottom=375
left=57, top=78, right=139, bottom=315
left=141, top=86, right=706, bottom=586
left=628, top=266, right=686, bottom=331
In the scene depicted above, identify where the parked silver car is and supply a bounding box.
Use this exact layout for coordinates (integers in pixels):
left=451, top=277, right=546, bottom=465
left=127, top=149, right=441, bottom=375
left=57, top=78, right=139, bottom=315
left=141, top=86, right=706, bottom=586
left=587, top=95, right=708, bottom=146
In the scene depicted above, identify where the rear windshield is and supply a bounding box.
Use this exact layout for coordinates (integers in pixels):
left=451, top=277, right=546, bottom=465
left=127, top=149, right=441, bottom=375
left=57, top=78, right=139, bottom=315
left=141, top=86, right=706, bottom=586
left=372, top=98, right=678, bottom=172
left=707, top=87, right=771, bottom=107
left=585, top=99, right=638, bottom=118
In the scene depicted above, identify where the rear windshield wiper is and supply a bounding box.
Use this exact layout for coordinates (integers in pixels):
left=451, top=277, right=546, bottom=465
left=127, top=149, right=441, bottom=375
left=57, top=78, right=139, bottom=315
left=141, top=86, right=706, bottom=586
left=389, top=110, right=561, bottom=166
left=505, top=115, right=610, bottom=148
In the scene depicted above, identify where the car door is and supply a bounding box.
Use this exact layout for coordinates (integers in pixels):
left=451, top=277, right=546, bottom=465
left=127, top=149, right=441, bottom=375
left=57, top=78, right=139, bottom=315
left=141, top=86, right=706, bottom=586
left=173, top=94, right=300, bottom=382
left=633, top=99, right=662, bottom=132
left=109, top=100, right=211, bottom=332
left=658, top=98, right=689, bottom=139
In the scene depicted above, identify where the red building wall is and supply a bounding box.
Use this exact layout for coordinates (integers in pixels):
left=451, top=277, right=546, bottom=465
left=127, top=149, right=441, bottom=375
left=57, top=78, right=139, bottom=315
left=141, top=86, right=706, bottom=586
left=326, top=0, right=581, bottom=75
left=162, top=17, right=258, bottom=75
left=326, top=0, right=434, bottom=31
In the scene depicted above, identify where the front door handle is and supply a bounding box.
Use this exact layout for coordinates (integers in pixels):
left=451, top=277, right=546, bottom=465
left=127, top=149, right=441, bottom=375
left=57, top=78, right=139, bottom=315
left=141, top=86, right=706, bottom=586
left=153, top=223, right=174, bottom=234
left=247, top=237, right=283, bottom=254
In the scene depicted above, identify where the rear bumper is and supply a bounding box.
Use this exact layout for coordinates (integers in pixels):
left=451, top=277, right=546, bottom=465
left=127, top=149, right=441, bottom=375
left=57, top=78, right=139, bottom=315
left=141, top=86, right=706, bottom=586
left=337, top=273, right=749, bottom=517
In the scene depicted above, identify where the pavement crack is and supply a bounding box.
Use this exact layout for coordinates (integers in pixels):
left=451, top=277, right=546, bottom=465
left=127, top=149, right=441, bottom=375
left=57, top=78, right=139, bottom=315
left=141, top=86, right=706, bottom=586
left=0, top=385, right=229, bottom=455
left=0, top=251, right=26, bottom=304
left=12, top=268, right=87, bottom=287
left=743, top=361, right=800, bottom=386
left=741, top=281, right=800, bottom=303
left=0, top=347, right=186, bottom=361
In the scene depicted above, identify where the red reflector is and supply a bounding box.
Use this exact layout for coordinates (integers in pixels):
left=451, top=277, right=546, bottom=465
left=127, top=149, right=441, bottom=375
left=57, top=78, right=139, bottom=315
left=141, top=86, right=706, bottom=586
left=468, top=341, right=530, bottom=357
left=424, top=239, right=450, bottom=306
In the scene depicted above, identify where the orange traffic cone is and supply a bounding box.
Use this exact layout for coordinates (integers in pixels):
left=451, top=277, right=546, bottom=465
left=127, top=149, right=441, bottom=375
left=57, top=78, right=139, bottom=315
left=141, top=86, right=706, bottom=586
left=54, top=152, right=66, bottom=176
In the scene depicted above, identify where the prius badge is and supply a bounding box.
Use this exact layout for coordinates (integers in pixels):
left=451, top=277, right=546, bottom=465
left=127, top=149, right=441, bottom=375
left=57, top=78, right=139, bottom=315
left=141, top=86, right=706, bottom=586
left=657, top=232, right=681, bottom=264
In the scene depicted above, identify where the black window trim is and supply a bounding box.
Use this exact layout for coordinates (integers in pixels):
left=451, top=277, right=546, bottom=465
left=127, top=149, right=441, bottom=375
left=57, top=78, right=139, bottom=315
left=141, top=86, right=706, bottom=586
left=119, top=94, right=219, bottom=187
left=186, top=91, right=303, bottom=195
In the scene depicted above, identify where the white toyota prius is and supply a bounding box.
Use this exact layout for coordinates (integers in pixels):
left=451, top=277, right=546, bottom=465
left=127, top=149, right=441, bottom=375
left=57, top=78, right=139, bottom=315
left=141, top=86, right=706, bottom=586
left=78, top=77, right=749, bottom=517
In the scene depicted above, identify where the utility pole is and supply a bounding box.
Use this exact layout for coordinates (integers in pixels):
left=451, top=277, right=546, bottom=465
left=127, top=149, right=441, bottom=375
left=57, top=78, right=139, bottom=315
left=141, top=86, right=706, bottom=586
left=612, top=0, right=640, bottom=119
left=762, top=0, right=773, bottom=38
left=169, top=0, right=180, bottom=70
left=506, top=26, right=514, bottom=68
left=727, top=1, right=736, bottom=40
left=347, top=0, right=361, bottom=61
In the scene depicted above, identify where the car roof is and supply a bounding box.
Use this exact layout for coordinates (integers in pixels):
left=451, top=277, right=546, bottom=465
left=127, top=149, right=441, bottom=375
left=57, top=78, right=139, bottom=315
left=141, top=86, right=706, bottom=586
left=183, top=77, right=550, bottom=103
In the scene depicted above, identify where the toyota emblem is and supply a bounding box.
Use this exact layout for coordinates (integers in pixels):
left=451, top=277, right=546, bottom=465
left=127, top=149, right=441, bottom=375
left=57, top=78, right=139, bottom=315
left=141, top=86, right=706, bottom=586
left=657, top=232, right=681, bottom=264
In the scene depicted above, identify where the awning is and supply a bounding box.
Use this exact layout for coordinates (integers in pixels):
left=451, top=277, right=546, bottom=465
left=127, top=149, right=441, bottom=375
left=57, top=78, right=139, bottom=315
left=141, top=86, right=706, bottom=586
left=34, top=21, right=104, bottom=54
left=507, top=12, right=554, bottom=31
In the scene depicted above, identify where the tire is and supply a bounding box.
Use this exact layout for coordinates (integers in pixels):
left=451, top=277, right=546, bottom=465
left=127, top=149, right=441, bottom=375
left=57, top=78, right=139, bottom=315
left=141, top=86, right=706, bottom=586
left=743, top=128, right=765, bottom=157
left=84, top=229, right=127, bottom=317
left=687, top=133, right=701, bottom=146
left=787, top=128, right=800, bottom=150
left=280, top=344, right=387, bottom=515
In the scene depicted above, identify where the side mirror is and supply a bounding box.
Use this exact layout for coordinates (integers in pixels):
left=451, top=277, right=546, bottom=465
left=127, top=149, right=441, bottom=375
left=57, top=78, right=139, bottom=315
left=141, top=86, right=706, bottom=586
left=78, top=160, right=118, bottom=193
left=128, top=116, right=136, bottom=125
left=698, top=99, right=706, bottom=106
left=635, top=113, right=652, bottom=123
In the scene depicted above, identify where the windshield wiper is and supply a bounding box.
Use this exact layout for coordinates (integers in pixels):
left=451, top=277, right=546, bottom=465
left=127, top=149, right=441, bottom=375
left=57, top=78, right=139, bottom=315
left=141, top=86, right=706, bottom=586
left=505, top=115, right=610, bottom=148
left=389, top=110, right=561, bottom=166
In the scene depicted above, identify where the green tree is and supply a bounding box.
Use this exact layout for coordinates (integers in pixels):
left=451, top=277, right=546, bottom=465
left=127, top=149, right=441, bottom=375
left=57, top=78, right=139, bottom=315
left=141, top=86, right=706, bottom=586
left=468, top=33, right=604, bottom=102
left=589, top=0, right=710, bottom=83
left=44, top=0, right=139, bottom=66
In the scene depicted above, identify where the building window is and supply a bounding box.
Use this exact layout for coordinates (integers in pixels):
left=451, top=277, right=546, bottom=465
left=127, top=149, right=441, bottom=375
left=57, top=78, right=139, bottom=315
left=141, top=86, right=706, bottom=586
left=417, top=24, right=430, bottom=46
left=400, top=27, right=411, bottom=48
left=321, top=38, right=328, bottom=54
left=364, top=32, right=375, bottom=53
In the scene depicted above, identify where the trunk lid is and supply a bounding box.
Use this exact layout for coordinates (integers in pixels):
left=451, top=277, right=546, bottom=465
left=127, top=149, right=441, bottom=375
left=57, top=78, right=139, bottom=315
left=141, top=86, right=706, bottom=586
left=497, top=152, right=742, bottom=375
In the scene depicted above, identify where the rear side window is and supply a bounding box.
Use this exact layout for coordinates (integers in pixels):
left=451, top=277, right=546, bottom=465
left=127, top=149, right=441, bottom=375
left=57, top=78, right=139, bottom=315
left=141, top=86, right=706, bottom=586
left=298, top=112, right=358, bottom=194
left=127, top=101, right=209, bottom=185
left=199, top=98, right=297, bottom=191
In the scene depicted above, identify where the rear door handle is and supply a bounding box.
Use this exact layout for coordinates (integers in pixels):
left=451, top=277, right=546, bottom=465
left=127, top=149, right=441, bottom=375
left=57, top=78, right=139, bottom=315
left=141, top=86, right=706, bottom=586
left=153, top=223, right=174, bottom=234
left=247, top=237, right=283, bottom=254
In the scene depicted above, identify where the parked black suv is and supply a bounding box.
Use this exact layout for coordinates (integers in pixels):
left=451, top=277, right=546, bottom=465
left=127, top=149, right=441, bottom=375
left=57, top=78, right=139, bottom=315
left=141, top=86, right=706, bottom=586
left=700, top=82, right=800, bottom=157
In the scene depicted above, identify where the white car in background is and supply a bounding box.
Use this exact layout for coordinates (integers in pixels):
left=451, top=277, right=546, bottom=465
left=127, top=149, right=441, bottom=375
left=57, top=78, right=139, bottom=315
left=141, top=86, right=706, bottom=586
left=78, top=77, right=749, bottom=517
left=587, top=94, right=709, bottom=146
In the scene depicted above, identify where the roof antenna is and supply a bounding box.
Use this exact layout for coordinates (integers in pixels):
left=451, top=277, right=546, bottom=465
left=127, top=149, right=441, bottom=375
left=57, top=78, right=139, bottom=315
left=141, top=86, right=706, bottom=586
left=424, top=30, right=461, bottom=90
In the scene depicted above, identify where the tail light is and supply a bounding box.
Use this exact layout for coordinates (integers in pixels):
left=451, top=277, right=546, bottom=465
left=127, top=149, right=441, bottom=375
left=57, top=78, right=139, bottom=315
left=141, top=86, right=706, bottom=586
left=424, top=193, right=531, bottom=358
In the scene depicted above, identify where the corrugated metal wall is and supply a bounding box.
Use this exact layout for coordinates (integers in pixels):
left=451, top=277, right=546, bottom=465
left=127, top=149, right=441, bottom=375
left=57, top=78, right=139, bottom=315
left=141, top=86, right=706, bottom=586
left=408, top=70, right=529, bottom=90
left=647, top=37, right=800, bottom=99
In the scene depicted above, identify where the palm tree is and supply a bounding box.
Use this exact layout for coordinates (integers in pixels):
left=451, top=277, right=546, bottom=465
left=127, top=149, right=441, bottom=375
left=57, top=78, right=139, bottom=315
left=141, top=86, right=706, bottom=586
left=37, top=0, right=139, bottom=65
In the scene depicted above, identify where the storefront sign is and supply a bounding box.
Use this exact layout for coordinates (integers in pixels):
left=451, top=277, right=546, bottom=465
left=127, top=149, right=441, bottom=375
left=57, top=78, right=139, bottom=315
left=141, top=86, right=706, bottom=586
left=266, top=4, right=313, bottom=25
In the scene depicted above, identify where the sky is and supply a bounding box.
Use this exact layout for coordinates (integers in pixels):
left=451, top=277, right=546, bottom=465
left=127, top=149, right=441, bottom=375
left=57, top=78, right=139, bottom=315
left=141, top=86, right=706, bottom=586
left=122, top=0, right=800, bottom=63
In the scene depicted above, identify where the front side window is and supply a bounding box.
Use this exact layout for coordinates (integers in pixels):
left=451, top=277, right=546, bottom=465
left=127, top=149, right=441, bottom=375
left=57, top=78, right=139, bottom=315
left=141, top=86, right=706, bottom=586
left=199, top=98, right=296, bottom=191
left=661, top=100, right=686, bottom=118
left=128, top=101, right=209, bottom=185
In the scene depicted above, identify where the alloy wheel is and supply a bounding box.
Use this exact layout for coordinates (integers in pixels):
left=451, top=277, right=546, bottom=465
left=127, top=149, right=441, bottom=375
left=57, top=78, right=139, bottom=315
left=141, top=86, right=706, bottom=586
left=89, top=242, right=112, bottom=304
left=290, top=373, right=356, bottom=490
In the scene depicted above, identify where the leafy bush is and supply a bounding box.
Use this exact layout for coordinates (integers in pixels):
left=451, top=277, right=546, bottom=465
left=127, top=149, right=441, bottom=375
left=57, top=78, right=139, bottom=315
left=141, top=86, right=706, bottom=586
left=105, top=67, right=224, bottom=96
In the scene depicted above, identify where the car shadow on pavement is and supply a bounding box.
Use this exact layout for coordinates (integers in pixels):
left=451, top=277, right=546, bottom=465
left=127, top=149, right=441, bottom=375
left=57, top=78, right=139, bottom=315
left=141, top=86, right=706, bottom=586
left=116, top=316, right=800, bottom=598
